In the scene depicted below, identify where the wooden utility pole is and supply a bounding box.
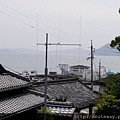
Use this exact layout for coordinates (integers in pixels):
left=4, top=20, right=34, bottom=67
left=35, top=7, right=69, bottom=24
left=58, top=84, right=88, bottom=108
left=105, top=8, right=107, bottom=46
left=37, top=34, right=81, bottom=120
left=91, top=40, right=93, bottom=90
left=44, top=33, right=48, bottom=120
left=98, top=59, right=101, bottom=80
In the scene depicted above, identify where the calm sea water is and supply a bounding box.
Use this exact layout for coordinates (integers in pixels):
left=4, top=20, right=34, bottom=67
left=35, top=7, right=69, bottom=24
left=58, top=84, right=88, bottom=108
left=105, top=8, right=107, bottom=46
left=0, top=52, right=120, bottom=74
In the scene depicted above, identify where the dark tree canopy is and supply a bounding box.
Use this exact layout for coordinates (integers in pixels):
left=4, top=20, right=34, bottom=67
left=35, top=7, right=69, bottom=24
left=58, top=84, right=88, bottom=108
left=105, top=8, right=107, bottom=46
left=110, top=36, right=120, bottom=51
left=95, top=93, right=120, bottom=115
left=104, top=76, right=120, bottom=99
left=95, top=76, right=120, bottom=115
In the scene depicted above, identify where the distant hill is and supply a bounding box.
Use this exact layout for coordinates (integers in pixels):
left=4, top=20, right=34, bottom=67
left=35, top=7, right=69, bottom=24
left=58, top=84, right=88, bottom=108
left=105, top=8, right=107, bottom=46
left=94, top=43, right=120, bottom=56
left=0, top=48, right=38, bottom=54
left=0, top=47, right=90, bottom=55
left=0, top=43, right=119, bottom=56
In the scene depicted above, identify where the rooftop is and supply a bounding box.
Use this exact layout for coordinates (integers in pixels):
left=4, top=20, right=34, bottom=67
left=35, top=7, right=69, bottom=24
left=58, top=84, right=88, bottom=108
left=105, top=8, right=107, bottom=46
left=0, top=74, right=29, bottom=92
left=36, top=79, right=98, bottom=109
left=0, top=90, right=44, bottom=119
left=70, top=65, right=90, bottom=69
left=47, top=101, right=75, bottom=117
left=94, top=73, right=120, bottom=83
left=0, top=64, right=44, bottom=120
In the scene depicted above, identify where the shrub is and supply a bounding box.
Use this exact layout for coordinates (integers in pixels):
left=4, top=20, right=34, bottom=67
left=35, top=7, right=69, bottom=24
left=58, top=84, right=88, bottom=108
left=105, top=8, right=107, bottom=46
left=37, top=106, right=54, bottom=120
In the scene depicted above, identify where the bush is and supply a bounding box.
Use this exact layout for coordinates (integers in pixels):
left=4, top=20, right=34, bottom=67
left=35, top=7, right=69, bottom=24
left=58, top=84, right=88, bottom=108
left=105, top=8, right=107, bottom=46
left=37, top=106, right=54, bottom=120
left=55, top=96, right=67, bottom=102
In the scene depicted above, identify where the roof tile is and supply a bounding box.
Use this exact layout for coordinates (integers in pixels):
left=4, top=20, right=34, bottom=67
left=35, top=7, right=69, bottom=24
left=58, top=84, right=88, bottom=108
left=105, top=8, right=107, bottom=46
left=0, top=75, right=28, bottom=91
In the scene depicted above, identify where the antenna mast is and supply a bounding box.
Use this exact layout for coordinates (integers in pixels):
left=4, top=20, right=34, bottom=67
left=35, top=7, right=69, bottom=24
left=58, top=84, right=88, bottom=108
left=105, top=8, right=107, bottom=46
left=37, top=34, right=81, bottom=120
left=99, top=59, right=101, bottom=80
left=44, top=33, right=48, bottom=120
left=91, top=40, right=93, bottom=90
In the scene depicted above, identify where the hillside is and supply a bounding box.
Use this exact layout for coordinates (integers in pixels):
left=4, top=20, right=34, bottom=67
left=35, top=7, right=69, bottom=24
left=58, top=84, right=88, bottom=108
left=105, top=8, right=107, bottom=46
left=94, top=43, right=120, bottom=56
left=0, top=43, right=120, bottom=56
left=0, top=48, right=39, bottom=54
left=0, top=47, right=90, bottom=55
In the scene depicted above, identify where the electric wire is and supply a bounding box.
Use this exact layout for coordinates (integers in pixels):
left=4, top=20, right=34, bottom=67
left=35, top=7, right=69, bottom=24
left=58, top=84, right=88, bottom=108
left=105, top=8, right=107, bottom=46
left=1, top=1, right=120, bottom=74
left=0, top=10, right=33, bottom=28
left=0, top=7, right=92, bottom=50
left=68, top=57, right=88, bottom=66
left=36, top=14, right=39, bottom=72
left=0, top=1, right=97, bottom=46
left=78, top=16, right=81, bottom=66
left=1, top=1, right=117, bottom=53
left=0, top=9, right=77, bottom=44
left=0, top=1, right=82, bottom=39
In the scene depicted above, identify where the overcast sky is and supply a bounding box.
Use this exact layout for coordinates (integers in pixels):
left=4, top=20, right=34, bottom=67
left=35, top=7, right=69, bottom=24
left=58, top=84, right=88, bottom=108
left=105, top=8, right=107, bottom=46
left=0, top=0, right=120, bottom=51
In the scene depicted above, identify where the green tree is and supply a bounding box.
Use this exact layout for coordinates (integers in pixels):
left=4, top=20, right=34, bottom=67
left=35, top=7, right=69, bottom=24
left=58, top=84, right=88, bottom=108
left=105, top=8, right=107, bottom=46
left=104, top=76, right=120, bottom=99
left=110, top=36, right=120, bottom=51
left=119, top=8, right=120, bottom=14
left=95, top=76, right=120, bottom=115
left=110, top=8, right=120, bottom=51
left=95, top=93, right=120, bottom=115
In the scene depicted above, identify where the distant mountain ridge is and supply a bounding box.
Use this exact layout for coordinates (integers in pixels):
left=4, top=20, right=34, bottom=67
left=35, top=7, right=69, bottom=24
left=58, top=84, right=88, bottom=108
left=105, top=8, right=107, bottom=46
left=0, top=47, right=90, bottom=55
left=94, top=43, right=120, bottom=56
left=0, top=43, right=120, bottom=56
left=0, top=48, right=38, bottom=54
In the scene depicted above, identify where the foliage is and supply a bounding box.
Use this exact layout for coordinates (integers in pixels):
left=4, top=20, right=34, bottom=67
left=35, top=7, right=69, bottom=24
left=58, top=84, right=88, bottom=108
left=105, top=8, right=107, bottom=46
left=55, top=96, right=67, bottom=102
left=104, top=76, right=120, bottom=99
left=37, top=106, right=54, bottom=120
left=95, top=93, right=120, bottom=115
left=95, top=76, right=120, bottom=115
left=110, top=36, right=120, bottom=51
left=119, top=8, right=120, bottom=14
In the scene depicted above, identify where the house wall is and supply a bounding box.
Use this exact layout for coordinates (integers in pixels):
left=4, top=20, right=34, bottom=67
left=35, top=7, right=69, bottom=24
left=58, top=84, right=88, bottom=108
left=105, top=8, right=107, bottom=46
left=69, top=67, right=90, bottom=77
left=99, top=84, right=106, bottom=93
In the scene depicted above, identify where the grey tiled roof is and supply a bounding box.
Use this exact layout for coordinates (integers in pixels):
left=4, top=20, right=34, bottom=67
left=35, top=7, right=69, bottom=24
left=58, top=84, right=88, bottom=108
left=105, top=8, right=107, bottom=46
left=48, top=106, right=75, bottom=116
left=0, top=91, right=44, bottom=118
left=0, top=75, right=28, bottom=92
left=0, top=64, right=45, bottom=119
left=47, top=101, right=75, bottom=116
left=36, top=80, right=98, bottom=109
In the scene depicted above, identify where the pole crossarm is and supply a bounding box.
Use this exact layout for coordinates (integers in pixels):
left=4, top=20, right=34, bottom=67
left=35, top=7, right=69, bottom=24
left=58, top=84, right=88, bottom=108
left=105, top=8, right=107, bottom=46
left=37, top=42, right=81, bottom=46
left=37, top=35, right=81, bottom=120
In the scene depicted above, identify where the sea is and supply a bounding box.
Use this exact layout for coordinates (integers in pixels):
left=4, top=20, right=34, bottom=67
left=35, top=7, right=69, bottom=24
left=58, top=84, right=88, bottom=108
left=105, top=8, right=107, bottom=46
left=0, top=52, right=120, bottom=75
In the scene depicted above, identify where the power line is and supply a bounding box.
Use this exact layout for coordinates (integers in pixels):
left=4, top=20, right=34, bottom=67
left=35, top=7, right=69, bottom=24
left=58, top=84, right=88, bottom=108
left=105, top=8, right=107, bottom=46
left=0, top=9, right=83, bottom=44
left=0, top=1, right=82, bottom=38
left=0, top=2, right=97, bottom=49
left=68, top=58, right=88, bottom=66
left=1, top=2, right=115, bottom=52
left=0, top=10, right=33, bottom=28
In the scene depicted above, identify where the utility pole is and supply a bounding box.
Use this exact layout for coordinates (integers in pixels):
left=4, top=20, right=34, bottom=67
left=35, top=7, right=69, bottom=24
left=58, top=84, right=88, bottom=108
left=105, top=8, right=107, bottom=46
left=44, top=33, right=48, bottom=120
left=37, top=34, right=81, bottom=120
left=98, top=59, right=101, bottom=80
left=91, top=40, right=93, bottom=90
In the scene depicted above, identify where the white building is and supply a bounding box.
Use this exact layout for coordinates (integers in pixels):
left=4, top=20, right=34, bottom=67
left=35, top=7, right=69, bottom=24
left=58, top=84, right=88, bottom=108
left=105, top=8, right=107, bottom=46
left=59, top=64, right=107, bottom=81
left=59, top=64, right=69, bottom=74
left=69, top=65, right=91, bottom=80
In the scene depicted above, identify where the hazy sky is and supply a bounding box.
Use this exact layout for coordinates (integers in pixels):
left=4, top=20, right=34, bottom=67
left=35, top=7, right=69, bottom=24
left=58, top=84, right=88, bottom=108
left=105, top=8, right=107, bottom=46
left=0, top=0, right=120, bottom=51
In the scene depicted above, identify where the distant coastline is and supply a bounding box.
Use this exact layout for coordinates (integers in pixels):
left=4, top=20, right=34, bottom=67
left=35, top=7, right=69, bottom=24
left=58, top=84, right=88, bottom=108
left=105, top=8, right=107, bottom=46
left=0, top=43, right=120, bottom=56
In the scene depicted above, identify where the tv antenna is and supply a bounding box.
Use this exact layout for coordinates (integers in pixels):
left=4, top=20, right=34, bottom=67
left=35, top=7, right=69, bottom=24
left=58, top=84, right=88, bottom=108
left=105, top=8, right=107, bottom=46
left=37, top=33, right=81, bottom=120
